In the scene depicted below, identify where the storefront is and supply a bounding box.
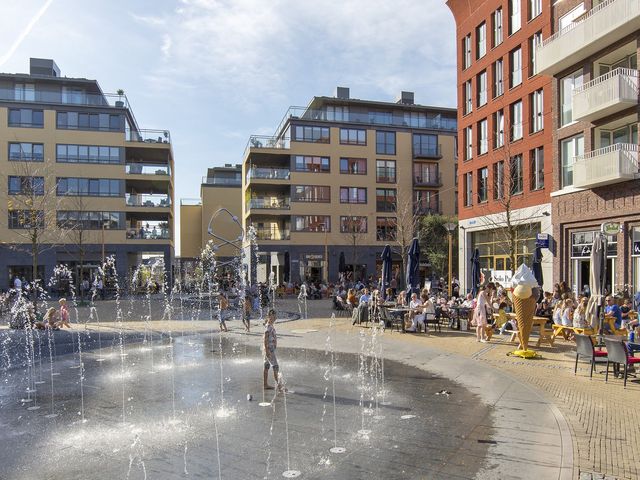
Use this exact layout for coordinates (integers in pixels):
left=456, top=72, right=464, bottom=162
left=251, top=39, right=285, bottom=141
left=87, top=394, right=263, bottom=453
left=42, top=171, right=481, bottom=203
left=569, top=230, right=617, bottom=295
left=471, top=224, right=540, bottom=274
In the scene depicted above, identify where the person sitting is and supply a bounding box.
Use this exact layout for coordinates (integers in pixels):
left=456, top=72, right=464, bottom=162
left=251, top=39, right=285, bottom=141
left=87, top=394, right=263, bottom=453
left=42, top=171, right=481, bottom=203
left=396, top=290, right=407, bottom=307
left=552, top=301, right=563, bottom=326
left=35, top=307, right=59, bottom=330
left=604, top=296, right=622, bottom=333
left=573, top=297, right=589, bottom=329
left=346, top=288, right=358, bottom=308
left=620, top=298, right=632, bottom=327
left=406, top=292, right=424, bottom=332
left=561, top=298, right=574, bottom=327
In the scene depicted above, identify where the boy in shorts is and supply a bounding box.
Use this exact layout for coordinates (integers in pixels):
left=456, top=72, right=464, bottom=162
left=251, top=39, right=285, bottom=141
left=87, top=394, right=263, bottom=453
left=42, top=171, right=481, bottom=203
left=263, top=309, right=280, bottom=390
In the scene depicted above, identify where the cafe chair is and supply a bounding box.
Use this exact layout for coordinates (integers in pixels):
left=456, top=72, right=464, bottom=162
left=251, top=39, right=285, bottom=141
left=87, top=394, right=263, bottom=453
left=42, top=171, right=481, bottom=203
left=604, top=337, right=640, bottom=388
left=574, top=334, right=607, bottom=378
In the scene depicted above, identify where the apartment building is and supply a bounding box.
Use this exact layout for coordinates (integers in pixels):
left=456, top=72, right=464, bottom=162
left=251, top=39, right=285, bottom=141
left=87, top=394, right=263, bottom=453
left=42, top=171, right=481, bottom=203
left=535, top=0, right=640, bottom=294
left=0, top=58, right=174, bottom=290
left=242, top=88, right=457, bottom=284
left=179, top=164, right=242, bottom=273
left=446, top=0, right=554, bottom=292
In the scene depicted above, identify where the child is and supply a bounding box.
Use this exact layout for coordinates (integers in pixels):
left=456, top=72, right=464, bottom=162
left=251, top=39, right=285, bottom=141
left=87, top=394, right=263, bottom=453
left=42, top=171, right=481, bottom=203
left=263, top=309, right=281, bottom=391
left=573, top=297, right=589, bottom=329
left=561, top=298, right=574, bottom=327
left=35, top=307, right=58, bottom=330
left=242, top=293, right=251, bottom=332
left=218, top=293, right=229, bottom=332
left=58, top=298, right=70, bottom=328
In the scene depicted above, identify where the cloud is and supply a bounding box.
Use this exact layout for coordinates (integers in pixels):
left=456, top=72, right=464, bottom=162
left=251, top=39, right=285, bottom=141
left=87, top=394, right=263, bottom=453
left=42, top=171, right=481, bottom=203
left=0, top=0, right=55, bottom=67
left=161, top=34, right=172, bottom=59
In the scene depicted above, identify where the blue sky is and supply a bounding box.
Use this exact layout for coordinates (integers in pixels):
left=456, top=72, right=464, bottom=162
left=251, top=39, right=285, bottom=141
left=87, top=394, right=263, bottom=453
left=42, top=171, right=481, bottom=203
left=0, top=0, right=457, bottom=254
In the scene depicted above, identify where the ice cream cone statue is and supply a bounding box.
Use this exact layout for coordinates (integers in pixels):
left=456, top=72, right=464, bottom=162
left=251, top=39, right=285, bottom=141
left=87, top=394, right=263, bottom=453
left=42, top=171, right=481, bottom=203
left=511, top=265, right=539, bottom=358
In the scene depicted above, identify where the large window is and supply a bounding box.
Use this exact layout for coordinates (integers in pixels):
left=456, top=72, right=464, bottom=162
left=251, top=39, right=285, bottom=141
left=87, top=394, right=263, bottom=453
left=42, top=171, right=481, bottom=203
left=292, top=125, right=330, bottom=143
left=476, top=22, right=486, bottom=59
left=464, top=172, right=473, bottom=207
left=529, top=0, right=542, bottom=19
left=292, top=185, right=330, bottom=202
left=376, top=160, right=396, bottom=183
left=56, top=112, right=122, bottom=131
left=509, top=0, right=521, bottom=34
left=494, top=109, right=505, bottom=148
left=340, top=187, right=367, bottom=204
left=493, top=161, right=504, bottom=199
left=472, top=224, right=540, bottom=272
left=493, top=59, right=504, bottom=98
left=8, top=176, right=44, bottom=195
left=531, top=89, right=544, bottom=133
left=376, top=188, right=396, bottom=212
left=510, top=47, right=522, bottom=88
left=376, top=217, right=396, bottom=241
left=510, top=154, right=523, bottom=195
left=9, top=142, right=44, bottom=162
left=530, top=147, right=544, bottom=191
left=8, top=108, right=44, bottom=128
left=529, top=31, right=542, bottom=76
left=57, top=211, right=125, bottom=230
left=293, top=155, right=330, bottom=172
left=327, top=105, right=349, bottom=121
left=414, top=163, right=439, bottom=186
left=478, top=167, right=489, bottom=202
left=510, top=100, right=523, bottom=141
left=56, top=144, right=122, bottom=164
left=292, top=215, right=330, bottom=232
left=339, top=128, right=366, bottom=145
left=464, top=80, right=473, bottom=115
left=560, top=69, right=584, bottom=126
left=57, top=178, right=122, bottom=197
left=8, top=210, right=44, bottom=229
left=415, top=190, right=440, bottom=214
left=413, top=133, right=439, bottom=157
left=478, top=119, right=488, bottom=155
left=477, top=70, right=487, bottom=107
left=561, top=134, right=584, bottom=188
left=376, top=131, right=396, bottom=155
left=599, top=123, right=639, bottom=148
left=492, top=8, right=503, bottom=47
left=464, top=126, right=473, bottom=160
left=463, top=34, right=472, bottom=69
left=14, top=82, right=35, bottom=101
left=340, top=216, right=367, bottom=233
left=340, top=157, right=366, bottom=175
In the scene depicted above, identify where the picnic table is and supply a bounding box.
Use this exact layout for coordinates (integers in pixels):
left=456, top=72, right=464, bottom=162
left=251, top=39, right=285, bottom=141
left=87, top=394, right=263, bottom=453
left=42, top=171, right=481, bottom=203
left=502, top=313, right=554, bottom=347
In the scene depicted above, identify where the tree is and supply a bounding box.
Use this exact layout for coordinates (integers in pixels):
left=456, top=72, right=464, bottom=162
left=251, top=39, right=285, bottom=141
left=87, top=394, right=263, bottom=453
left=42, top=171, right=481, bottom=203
left=340, top=212, right=367, bottom=281
left=390, top=193, right=422, bottom=289
left=418, top=215, right=458, bottom=281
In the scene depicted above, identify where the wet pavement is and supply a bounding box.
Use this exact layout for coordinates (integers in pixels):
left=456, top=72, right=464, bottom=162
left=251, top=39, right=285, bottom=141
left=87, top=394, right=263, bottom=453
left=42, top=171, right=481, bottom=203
left=0, top=331, right=492, bottom=479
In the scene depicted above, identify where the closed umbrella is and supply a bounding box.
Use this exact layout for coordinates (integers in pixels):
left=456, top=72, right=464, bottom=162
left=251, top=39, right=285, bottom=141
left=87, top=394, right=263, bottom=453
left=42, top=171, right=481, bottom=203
left=405, top=238, right=420, bottom=305
left=532, top=247, right=543, bottom=299
left=381, top=245, right=392, bottom=301
left=586, top=233, right=608, bottom=330
left=470, top=248, right=481, bottom=298
left=283, top=251, right=290, bottom=283
left=338, top=252, right=346, bottom=276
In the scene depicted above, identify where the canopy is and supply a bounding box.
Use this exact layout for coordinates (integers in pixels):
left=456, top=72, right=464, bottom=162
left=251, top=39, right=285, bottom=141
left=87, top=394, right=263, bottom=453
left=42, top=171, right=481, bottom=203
left=532, top=246, right=543, bottom=299
left=405, top=238, right=421, bottom=304
left=381, top=245, right=392, bottom=301
left=586, top=234, right=608, bottom=330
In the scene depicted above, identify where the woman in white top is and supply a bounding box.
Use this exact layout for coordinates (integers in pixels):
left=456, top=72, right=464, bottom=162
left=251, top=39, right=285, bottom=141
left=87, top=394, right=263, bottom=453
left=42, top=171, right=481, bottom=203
left=561, top=298, right=574, bottom=327
left=406, top=292, right=424, bottom=332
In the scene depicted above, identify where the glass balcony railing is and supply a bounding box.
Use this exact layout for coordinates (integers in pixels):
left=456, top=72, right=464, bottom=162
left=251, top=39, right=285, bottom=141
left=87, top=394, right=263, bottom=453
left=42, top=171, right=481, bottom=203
left=247, top=167, right=290, bottom=182
left=126, top=164, right=171, bottom=175
left=413, top=145, right=442, bottom=158
left=253, top=229, right=290, bottom=241
left=0, top=88, right=131, bottom=109
left=127, top=223, right=171, bottom=240
left=413, top=172, right=442, bottom=187
left=414, top=201, right=442, bottom=215
left=247, top=198, right=290, bottom=210
left=202, top=176, right=242, bottom=186
left=125, top=193, right=171, bottom=208
left=126, top=129, right=171, bottom=144
left=244, top=135, right=290, bottom=157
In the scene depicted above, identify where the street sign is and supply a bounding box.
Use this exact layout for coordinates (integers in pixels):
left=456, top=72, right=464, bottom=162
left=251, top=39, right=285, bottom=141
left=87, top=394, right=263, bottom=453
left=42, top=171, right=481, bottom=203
left=536, top=233, right=550, bottom=248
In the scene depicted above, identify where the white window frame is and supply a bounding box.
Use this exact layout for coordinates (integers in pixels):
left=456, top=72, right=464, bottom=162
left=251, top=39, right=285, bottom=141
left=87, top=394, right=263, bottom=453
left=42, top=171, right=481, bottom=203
left=531, top=147, right=544, bottom=191
left=494, top=59, right=504, bottom=98
left=529, top=0, right=542, bottom=20
left=494, top=109, right=505, bottom=148
left=561, top=134, right=584, bottom=188
left=463, top=34, right=472, bottom=69
left=479, top=119, right=488, bottom=155
left=465, top=172, right=473, bottom=207
left=465, top=126, right=473, bottom=160
left=464, top=80, right=473, bottom=114
left=477, top=22, right=486, bottom=59
left=477, top=71, right=487, bottom=107
left=531, top=89, right=544, bottom=133
left=511, top=101, right=523, bottom=141
left=493, top=8, right=503, bottom=47
left=530, top=31, right=542, bottom=76
left=560, top=69, right=583, bottom=127
left=510, top=47, right=522, bottom=88
left=510, top=0, right=521, bottom=35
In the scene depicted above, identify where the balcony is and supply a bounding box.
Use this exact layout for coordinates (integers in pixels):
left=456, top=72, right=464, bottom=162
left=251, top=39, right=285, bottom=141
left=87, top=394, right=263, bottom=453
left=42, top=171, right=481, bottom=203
left=126, top=193, right=171, bottom=208
left=414, top=201, right=442, bottom=215
left=414, top=172, right=442, bottom=187
left=127, top=129, right=171, bottom=144
left=573, top=143, right=639, bottom=188
left=202, top=176, right=241, bottom=186
left=0, top=88, right=131, bottom=109
left=247, top=197, right=290, bottom=210
left=253, top=228, right=291, bottom=241
left=536, top=0, right=640, bottom=76
left=244, top=135, right=290, bottom=157
left=126, top=164, right=171, bottom=176
left=572, top=68, right=639, bottom=122
left=246, top=167, right=290, bottom=182
left=413, top=145, right=442, bottom=159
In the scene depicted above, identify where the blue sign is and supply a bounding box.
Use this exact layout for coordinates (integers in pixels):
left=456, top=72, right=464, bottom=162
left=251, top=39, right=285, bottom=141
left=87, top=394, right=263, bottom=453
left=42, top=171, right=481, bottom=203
left=536, top=233, right=550, bottom=249
left=634, top=241, right=640, bottom=256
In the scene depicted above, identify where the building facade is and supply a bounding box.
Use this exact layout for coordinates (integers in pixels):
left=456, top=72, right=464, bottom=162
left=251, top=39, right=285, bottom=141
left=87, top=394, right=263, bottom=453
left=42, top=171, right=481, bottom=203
left=536, top=0, right=640, bottom=295
left=0, top=58, right=174, bottom=290
left=242, top=88, right=458, bottom=285
left=446, top=0, right=554, bottom=293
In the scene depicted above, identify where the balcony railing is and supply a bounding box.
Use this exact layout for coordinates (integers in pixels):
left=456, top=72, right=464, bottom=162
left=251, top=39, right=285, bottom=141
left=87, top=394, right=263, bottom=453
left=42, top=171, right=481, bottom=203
left=0, top=88, right=132, bottom=109
left=413, top=172, right=442, bottom=187
left=126, top=227, right=171, bottom=240
left=573, top=143, right=639, bottom=188
left=536, top=0, right=640, bottom=75
left=125, top=193, right=171, bottom=208
left=413, top=145, right=442, bottom=158
left=126, top=164, right=171, bottom=176
left=253, top=229, right=291, bottom=241
left=126, top=129, right=171, bottom=144
left=247, top=167, right=291, bottom=181
left=414, top=201, right=442, bottom=215
left=572, top=68, right=639, bottom=122
left=244, top=135, right=290, bottom=157
left=201, top=176, right=241, bottom=186
left=247, top=197, right=290, bottom=210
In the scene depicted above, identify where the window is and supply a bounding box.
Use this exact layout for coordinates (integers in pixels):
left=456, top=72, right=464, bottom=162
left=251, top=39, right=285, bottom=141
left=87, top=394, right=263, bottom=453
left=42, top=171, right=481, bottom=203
left=8, top=108, right=44, bottom=128
left=292, top=185, right=330, bottom=202
left=376, top=188, right=396, bottom=212
left=560, top=69, right=583, bottom=126
left=376, top=131, right=396, bottom=155
left=56, top=112, right=122, bottom=131
left=413, top=163, right=440, bottom=185
left=293, top=155, right=330, bottom=172
left=8, top=210, right=44, bottom=229
left=415, top=190, right=440, bottom=214
left=529, top=0, right=542, bottom=20
left=340, top=187, right=367, bottom=204
left=493, top=109, right=505, bottom=148
left=493, top=8, right=503, bottom=47
left=14, top=83, right=35, bottom=101
left=8, top=176, right=44, bottom=195
left=531, top=89, right=544, bottom=133
left=463, top=34, right=472, bottom=69
left=559, top=3, right=586, bottom=31
left=327, top=105, right=349, bottom=121
left=413, top=133, right=439, bottom=157
left=478, top=119, right=488, bottom=155
left=376, top=160, right=396, bottom=183
left=493, top=59, right=504, bottom=97
left=56, top=144, right=122, bottom=164
left=510, top=100, right=523, bottom=141
left=464, top=126, right=473, bottom=160
left=464, top=80, right=473, bottom=115
left=376, top=217, right=396, bottom=241
left=561, top=134, right=584, bottom=188
left=57, top=178, right=122, bottom=197
left=57, top=211, right=125, bottom=230
left=292, top=215, right=330, bottom=232
left=493, top=161, right=504, bottom=199
left=476, top=22, right=486, bottom=59
left=340, top=216, right=367, bottom=233
left=510, top=155, right=523, bottom=194
left=478, top=167, right=489, bottom=202
left=477, top=70, right=487, bottom=107
left=464, top=172, right=473, bottom=207
left=340, top=157, right=366, bottom=175
left=599, top=123, right=639, bottom=148
left=292, top=125, right=330, bottom=143
left=529, top=31, right=542, bottom=76
left=510, top=47, right=522, bottom=88
left=509, top=0, right=521, bottom=34
left=530, top=147, right=544, bottom=191
left=9, top=142, right=44, bottom=162
left=339, top=128, right=366, bottom=145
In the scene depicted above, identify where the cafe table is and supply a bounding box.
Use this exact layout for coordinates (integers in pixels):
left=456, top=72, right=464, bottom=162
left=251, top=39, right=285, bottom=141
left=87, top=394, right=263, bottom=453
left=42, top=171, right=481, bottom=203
left=387, top=307, right=411, bottom=333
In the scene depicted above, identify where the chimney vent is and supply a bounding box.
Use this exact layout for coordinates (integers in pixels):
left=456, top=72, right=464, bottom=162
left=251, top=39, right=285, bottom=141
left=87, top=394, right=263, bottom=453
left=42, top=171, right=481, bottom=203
left=336, top=86, right=350, bottom=99
left=397, top=91, right=414, bottom=105
left=29, top=58, right=60, bottom=77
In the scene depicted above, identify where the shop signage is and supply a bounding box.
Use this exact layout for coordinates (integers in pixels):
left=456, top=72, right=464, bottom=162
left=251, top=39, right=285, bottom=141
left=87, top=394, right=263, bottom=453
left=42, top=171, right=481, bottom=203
left=491, top=270, right=513, bottom=285
left=634, top=241, right=640, bottom=255
left=305, top=254, right=323, bottom=260
left=601, top=222, right=620, bottom=235
left=536, top=233, right=550, bottom=248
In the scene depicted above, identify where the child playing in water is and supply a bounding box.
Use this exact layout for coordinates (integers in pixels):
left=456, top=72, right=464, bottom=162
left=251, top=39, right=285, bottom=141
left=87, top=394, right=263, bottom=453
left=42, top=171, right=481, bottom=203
left=58, top=298, right=70, bottom=328
left=263, top=309, right=281, bottom=391
left=218, top=292, right=229, bottom=332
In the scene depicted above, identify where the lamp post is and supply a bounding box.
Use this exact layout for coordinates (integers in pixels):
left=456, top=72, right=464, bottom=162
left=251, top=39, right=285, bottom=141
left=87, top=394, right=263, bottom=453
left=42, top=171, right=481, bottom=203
left=443, top=222, right=457, bottom=297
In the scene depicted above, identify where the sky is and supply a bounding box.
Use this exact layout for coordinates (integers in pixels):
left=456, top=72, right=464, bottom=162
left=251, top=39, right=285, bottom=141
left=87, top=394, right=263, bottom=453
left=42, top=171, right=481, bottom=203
left=0, top=0, right=458, bottom=255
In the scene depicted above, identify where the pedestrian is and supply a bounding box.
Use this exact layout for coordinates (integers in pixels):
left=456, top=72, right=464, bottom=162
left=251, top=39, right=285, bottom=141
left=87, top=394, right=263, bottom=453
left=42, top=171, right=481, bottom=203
left=58, top=298, right=71, bottom=328
left=242, top=293, right=251, bottom=332
left=218, top=292, right=229, bottom=332
left=472, top=285, right=492, bottom=343
left=263, top=309, right=281, bottom=391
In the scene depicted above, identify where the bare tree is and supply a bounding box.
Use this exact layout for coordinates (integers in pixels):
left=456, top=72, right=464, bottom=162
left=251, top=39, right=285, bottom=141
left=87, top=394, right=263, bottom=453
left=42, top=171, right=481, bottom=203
left=390, top=193, right=422, bottom=288
left=418, top=214, right=458, bottom=280
left=340, top=212, right=368, bottom=280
